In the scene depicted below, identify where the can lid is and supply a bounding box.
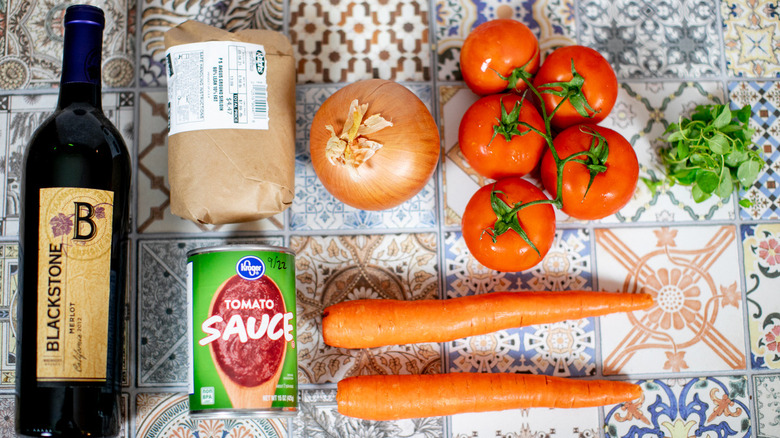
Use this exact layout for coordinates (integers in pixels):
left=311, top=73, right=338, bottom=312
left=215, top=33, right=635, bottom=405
left=186, top=244, right=295, bottom=258
left=64, top=4, right=105, bottom=28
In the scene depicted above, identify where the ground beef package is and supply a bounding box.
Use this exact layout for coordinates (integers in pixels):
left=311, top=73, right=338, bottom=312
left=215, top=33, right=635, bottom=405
left=164, top=21, right=295, bottom=224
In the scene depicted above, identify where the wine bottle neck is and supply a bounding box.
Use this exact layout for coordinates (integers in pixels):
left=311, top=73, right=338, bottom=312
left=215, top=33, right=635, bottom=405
left=58, top=16, right=103, bottom=108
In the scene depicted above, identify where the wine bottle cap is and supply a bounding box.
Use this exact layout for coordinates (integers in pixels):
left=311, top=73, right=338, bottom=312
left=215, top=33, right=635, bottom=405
left=64, top=4, right=105, bottom=28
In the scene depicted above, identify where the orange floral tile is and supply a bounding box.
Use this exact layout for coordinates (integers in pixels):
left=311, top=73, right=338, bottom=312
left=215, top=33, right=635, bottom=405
left=595, top=226, right=746, bottom=375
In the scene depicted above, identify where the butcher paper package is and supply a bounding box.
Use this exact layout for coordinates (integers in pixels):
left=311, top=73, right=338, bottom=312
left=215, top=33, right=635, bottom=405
left=164, top=21, right=295, bottom=224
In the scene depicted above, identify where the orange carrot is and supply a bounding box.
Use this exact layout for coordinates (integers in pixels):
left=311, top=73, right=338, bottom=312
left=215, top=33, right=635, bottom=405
left=337, top=373, right=642, bottom=420
left=322, top=291, right=653, bottom=348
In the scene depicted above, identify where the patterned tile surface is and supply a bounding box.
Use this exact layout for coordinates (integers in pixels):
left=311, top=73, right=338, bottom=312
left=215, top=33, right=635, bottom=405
left=596, top=226, right=746, bottom=375
left=1, top=0, right=136, bottom=89
left=451, top=407, right=599, bottom=438
left=604, top=377, right=751, bottom=438
left=755, top=374, right=780, bottom=437
left=290, top=0, right=432, bottom=83
left=135, top=393, right=287, bottom=437
left=722, top=0, right=780, bottom=78
left=3, top=0, right=780, bottom=435
left=0, top=244, right=16, bottom=387
left=578, top=0, right=721, bottom=79
left=731, top=81, right=780, bottom=220
left=294, top=389, right=443, bottom=436
left=292, top=233, right=441, bottom=384
left=742, top=223, right=780, bottom=369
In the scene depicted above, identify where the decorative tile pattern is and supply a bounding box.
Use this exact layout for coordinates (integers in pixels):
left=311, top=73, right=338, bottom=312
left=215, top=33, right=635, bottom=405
left=578, top=0, right=721, bottom=79
left=136, top=91, right=284, bottom=233
left=451, top=407, right=599, bottom=438
left=445, top=229, right=596, bottom=376
left=0, top=93, right=134, bottom=237
left=433, top=0, right=577, bottom=81
left=0, top=0, right=136, bottom=89
left=742, top=223, right=780, bottom=369
left=597, top=81, right=736, bottom=223
left=294, top=389, right=443, bottom=436
left=135, top=393, right=287, bottom=438
left=291, top=233, right=441, bottom=384
left=289, top=0, right=431, bottom=83
left=139, top=0, right=285, bottom=87
left=755, top=375, right=780, bottom=437
left=0, top=244, right=16, bottom=386
left=445, top=228, right=592, bottom=296
left=604, top=377, right=751, bottom=438
left=722, top=0, right=780, bottom=78
left=0, top=386, right=15, bottom=436
left=291, top=84, right=438, bottom=231
left=596, top=226, right=746, bottom=375
left=137, top=237, right=282, bottom=387
left=730, top=81, right=780, bottom=220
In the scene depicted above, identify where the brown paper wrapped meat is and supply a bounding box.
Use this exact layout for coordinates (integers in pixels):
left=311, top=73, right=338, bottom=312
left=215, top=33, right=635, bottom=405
left=164, top=21, right=295, bottom=224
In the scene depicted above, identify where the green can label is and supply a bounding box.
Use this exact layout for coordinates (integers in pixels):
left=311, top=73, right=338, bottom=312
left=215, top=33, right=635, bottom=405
left=187, top=246, right=297, bottom=415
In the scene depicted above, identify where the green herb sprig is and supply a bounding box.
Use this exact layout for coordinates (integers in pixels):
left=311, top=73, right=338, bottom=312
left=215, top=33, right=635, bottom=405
left=652, top=104, right=763, bottom=207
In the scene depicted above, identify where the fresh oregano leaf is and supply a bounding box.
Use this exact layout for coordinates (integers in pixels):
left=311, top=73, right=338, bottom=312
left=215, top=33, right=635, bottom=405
left=696, top=170, right=719, bottom=194
left=713, top=106, right=731, bottom=129
left=717, top=171, right=733, bottom=199
left=692, top=184, right=711, bottom=203
left=677, top=141, right=690, bottom=160
left=707, top=133, right=730, bottom=155
left=725, top=149, right=748, bottom=167
left=737, top=159, right=761, bottom=187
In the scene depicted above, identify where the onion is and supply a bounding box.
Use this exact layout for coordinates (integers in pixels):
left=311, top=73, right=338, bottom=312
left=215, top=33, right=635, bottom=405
left=309, top=79, right=440, bottom=211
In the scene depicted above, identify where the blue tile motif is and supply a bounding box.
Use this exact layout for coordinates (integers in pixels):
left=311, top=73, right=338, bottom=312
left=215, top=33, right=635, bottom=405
left=730, top=82, right=780, bottom=220
left=604, top=377, right=751, bottom=438
left=444, top=228, right=596, bottom=376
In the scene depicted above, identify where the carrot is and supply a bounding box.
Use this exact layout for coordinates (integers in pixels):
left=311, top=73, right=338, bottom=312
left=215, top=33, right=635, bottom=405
left=322, top=291, right=653, bottom=348
left=337, top=373, right=642, bottom=421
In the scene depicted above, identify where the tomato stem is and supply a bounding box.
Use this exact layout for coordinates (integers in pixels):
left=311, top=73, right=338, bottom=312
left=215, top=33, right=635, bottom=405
left=488, top=97, right=534, bottom=147
left=481, top=59, right=609, bottom=257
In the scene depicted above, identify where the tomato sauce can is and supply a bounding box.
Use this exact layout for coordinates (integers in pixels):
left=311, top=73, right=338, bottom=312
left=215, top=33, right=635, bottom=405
left=187, top=245, right=297, bottom=417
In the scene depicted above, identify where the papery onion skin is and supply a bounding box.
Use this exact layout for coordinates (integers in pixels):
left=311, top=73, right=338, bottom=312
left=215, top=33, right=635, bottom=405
left=310, top=79, right=441, bottom=211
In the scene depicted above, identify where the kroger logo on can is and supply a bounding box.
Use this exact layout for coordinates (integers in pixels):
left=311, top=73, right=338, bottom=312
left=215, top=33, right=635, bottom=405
left=236, top=255, right=265, bottom=280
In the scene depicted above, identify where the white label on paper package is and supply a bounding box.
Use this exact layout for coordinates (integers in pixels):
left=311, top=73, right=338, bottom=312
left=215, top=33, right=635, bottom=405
left=166, top=41, right=269, bottom=135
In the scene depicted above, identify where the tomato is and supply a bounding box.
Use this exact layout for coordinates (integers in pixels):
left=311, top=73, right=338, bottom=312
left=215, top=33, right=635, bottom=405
left=462, top=177, right=556, bottom=272
left=458, top=94, right=547, bottom=180
left=460, top=19, right=540, bottom=96
left=532, top=45, right=617, bottom=130
left=540, top=125, right=638, bottom=220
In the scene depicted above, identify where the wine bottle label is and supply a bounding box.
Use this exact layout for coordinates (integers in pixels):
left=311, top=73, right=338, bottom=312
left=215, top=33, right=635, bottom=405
left=36, top=187, right=114, bottom=382
left=166, top=41, right=270, bottom=136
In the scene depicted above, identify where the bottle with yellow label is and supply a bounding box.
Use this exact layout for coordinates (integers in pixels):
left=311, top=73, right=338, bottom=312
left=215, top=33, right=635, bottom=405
left=16, top=5, right=131, bottom=437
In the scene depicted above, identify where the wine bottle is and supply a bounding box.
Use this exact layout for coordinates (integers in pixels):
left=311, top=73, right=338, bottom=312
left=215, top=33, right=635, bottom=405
left=16, top=5, right=130, bottom=437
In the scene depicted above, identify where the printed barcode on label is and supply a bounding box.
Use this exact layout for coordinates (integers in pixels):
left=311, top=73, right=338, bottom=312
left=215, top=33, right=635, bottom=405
left=253, top=84, right=268, bottom=121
